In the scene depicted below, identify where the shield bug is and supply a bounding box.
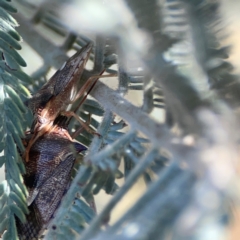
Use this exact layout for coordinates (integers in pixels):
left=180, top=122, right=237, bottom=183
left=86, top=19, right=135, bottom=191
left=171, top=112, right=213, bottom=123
left=16, top=116, right=87, bottom=239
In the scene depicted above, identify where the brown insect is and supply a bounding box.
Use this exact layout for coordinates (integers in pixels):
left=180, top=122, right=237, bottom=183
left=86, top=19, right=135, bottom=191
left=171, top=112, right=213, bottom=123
left=17, top=41, right=117, bottom=238
left=16, top=116, right=87, bottom=239
left=24, top=42, right=98, bottom=162
left=17, top=43, right=104, bottom=239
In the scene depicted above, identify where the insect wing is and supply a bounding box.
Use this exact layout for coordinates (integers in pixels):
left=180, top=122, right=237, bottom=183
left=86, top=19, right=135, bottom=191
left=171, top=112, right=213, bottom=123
left=16, top=203, right=43, bottom=240
left=24, top=148, right=65, bottom=205
left=25, top=42, right=92, bottom=114
left=17, top=154, right=76, bottom=240
left=25, top=91, right=54, bottom=113
left=53, top=42, right=92, bottom=97
left=33, top=153, right=75, bottom=223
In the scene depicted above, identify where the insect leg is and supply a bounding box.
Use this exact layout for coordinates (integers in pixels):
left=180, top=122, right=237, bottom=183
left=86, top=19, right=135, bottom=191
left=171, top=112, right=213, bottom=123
left=66, top=72, right=116, bottom=127
left=23, top=124, right=53, bottom=162
left=71, top=113, right=92, bottom=139
left=71, top=72, right=117, bottom=109
left=62, top=110, right=100, bottom=136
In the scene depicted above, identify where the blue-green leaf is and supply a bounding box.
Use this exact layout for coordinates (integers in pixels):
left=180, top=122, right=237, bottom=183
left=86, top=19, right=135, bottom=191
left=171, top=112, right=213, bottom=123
left=3, top=51, right=20, bottom=70
left=2, top=215, right=18, bottom=240
left=0, top=155, right=5, bottom=167
left=0, top=7, right=18, bottom=27
left=0, top=3, right=17, bottom=13
left=0, top=217, right=8, bottom=234
left=9, top=179, right=27, bottom=202
left=0, top=193, right=7, bottom=210
left=10, top=203, right=26, bottom=223
left=0, top=19, right=19, bottom=41
left=0, top=39, right=26, bottom=66
left=4, top=85, right=26, bottom=112
left=0, top=30, right=21, bottom=50
left=5, top=68, right=33, bottom=85
left=9, top=192, right=28, bottom=214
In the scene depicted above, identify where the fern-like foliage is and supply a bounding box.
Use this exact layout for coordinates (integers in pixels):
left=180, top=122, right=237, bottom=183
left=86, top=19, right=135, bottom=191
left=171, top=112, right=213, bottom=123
left=0, top=1, right=32, bottom=239
left=4, top=0, right=239, bottom=239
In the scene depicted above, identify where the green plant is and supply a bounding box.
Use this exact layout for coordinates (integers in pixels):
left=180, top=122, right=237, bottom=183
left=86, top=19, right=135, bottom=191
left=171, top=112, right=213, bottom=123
left=0, top=0, right=239, bottom=239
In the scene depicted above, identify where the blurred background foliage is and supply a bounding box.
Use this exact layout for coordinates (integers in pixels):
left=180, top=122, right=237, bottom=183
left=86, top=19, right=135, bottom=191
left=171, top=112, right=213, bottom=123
left=0, top=0, right=240, bottom=239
